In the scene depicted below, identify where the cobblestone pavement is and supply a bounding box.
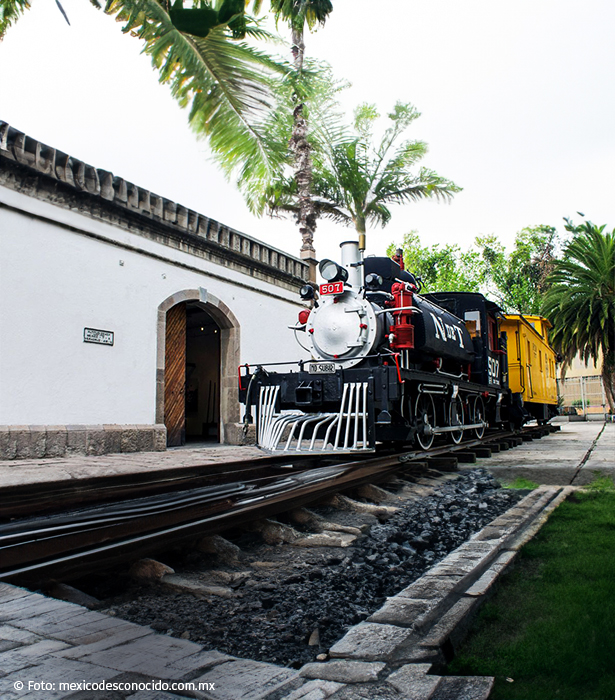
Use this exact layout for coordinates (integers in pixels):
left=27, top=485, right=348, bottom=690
left=0, top=445, right=266, bottom=490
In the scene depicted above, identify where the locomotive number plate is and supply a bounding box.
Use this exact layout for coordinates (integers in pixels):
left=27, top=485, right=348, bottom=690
left=308, top=362, right=336, bottom=374
left=319, top=281, right=344, bottom=295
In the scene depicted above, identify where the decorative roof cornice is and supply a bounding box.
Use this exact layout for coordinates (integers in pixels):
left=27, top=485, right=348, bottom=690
left=0, top=121, right=308, bottom=289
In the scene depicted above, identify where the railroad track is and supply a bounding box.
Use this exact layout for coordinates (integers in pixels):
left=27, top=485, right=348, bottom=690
left=0, top=424, right=558, bottom=586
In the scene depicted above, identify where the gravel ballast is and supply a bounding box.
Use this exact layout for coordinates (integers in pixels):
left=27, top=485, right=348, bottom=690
left=100, top=469, right=523, bottom=668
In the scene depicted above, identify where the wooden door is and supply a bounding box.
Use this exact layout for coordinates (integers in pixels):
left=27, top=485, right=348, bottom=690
left=164, top=303, right=186, bottom=446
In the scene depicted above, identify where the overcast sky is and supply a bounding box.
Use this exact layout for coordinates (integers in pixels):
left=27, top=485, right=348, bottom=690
left=1, top=0, right=613, bottom=265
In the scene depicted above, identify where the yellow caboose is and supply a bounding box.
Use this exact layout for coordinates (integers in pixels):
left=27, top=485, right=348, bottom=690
left=501, top=314, right=558, bottom=424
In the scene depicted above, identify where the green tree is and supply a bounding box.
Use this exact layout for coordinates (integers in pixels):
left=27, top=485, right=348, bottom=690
left=541, top=217, right=615, bottom=412
left=263, top=102, right=460, bottom=250
left=387, top=232, right=485, bottom=292
left=477, top=225, right=558, bottom=313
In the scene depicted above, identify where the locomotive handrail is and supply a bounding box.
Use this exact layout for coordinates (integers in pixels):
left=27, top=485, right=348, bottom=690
left=239, top=354, right=391, bottom=371
left=375, top=306, right=421, bottom=315
left=239, top=361, right=308, bottom=370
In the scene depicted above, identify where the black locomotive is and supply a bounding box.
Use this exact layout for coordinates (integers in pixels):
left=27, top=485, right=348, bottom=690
left=239, top=241, right=545, bottom=453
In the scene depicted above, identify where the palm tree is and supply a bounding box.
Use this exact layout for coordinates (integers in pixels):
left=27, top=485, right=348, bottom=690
left=541, top=218, right=615, bottom=412
left=266, top=102, right=460, bottom=249
left=266, top=0, right=333, bottom=267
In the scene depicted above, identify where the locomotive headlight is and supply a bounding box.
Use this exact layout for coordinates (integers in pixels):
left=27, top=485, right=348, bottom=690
left=365, top=273, right=383, bottom=290
left=319, top=259, right=348, bottom=283
left=300, top=284, right=315, bottom=300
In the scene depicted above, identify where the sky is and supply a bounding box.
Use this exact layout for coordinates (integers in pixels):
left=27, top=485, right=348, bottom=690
left=0, top=0, right=613, bottom=266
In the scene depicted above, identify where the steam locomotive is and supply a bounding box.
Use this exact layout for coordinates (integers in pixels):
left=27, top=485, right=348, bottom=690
left=239, top=241, right=557, bottom=453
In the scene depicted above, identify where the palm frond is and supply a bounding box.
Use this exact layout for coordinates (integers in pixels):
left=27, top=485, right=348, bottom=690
left=0, top=0, right=31, bottom=40
left=104, top=0, right=288, bottom=185
left=250, top=95, right=461, bottom=239
left=313, top=199, right=354, bottom=226
left=269, top=0, right=333, bottom=32
left=233, top=58, right=348, bottom=215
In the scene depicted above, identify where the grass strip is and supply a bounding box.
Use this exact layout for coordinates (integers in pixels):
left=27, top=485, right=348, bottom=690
left=447, top=486, right=615, bottom=700
left=503, top=478, right=540, bottom=490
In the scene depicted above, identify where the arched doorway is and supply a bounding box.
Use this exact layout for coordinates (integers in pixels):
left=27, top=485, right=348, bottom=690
left=185, top=302, right=220, bottom=443
left=157, top=288, right=240, bottom=448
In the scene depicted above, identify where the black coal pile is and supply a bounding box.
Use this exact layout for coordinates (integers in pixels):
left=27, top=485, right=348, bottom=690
left=103, top=469, right=523, bottom=668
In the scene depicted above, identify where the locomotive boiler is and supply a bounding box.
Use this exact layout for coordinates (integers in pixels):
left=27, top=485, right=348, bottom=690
left=239, top=240, right=551, bottom=453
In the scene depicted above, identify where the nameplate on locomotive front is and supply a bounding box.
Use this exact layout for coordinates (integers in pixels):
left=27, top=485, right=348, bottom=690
left=308, top=362, right=336, bottom=374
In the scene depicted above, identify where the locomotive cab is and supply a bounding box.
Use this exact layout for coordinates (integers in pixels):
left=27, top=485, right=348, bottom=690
left=423, top=293, right=507, bottom=390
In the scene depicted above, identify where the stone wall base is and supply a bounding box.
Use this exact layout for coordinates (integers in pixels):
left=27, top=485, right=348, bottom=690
left=0, top=424, right=167, bottom=460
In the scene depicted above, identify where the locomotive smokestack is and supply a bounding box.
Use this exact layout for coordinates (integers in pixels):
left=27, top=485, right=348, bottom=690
left=340, top=240, right=363, bottom=288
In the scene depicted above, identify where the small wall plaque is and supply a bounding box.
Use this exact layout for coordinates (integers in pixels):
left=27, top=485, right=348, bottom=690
left=84, top=328, right=114, bottom=346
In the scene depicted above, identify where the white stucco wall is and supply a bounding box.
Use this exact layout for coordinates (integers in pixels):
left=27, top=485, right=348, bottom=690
left=0, top=185, right=307, bottom=425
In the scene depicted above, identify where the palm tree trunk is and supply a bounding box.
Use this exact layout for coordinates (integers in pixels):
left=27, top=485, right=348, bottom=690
left=354, top=214, right=367, bottom=252
left=601, top=359, right=615, bottom=414
left=290, top=26, right=317, bottom=279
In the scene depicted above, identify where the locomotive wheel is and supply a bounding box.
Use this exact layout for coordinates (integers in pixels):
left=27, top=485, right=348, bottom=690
left=449, top=398, right=464, bottom=444
left=472, top=396, right=486, bottom=439
left=415, top=393, right=436, bottom=450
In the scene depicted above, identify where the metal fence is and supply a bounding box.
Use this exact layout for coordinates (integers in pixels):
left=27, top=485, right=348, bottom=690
left=557, top=375, right=609, bottom=418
